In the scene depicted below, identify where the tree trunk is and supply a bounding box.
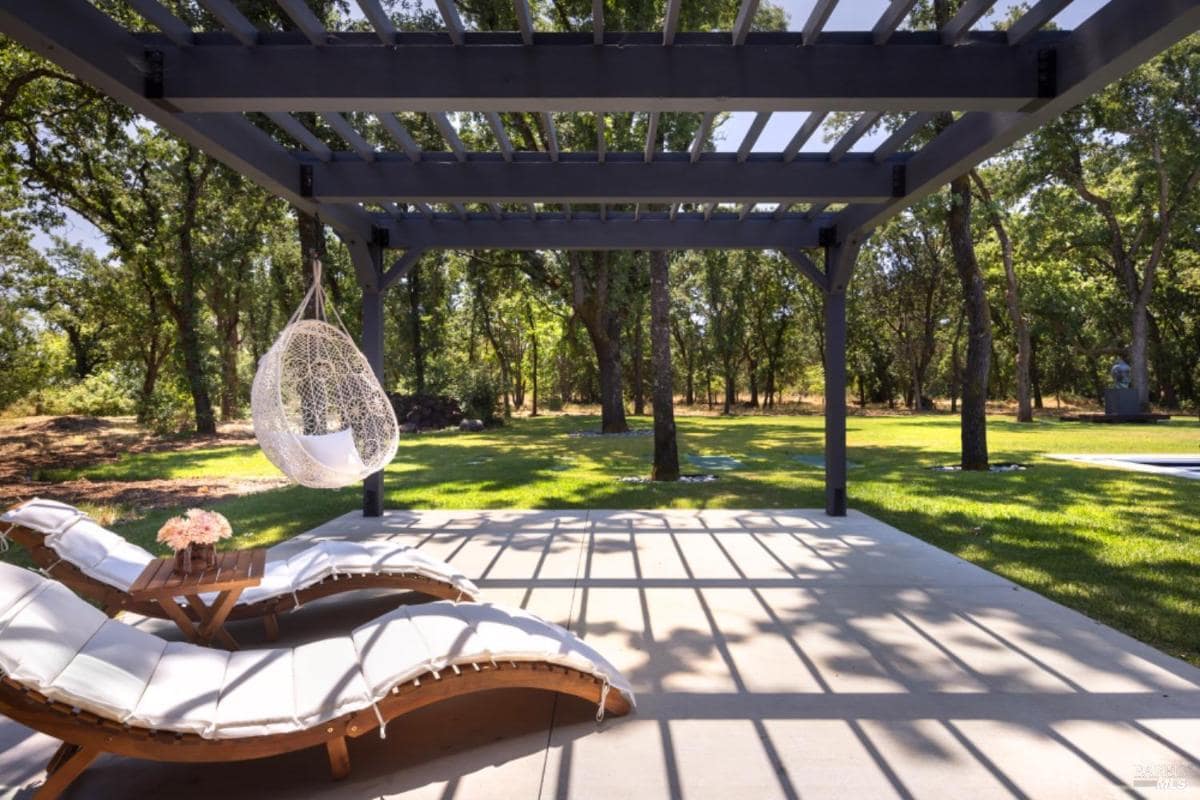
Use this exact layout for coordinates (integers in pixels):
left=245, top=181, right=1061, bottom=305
left=948, top=174, right=990, bottom=469
left=1131, top=297, right=1150, bottom=411
left=632, top=299, right=645, bottom=416
left=935, top=2, right=989, bottom=468
left=649, top=252, right=679, bottom=481
left=526, top=303, right=539, bottom=416
left=218, top=319, right=239, bottom=421
left=1030, top=337, right=1044, bottom=409
left=408, top=262, right=425, bottom=395
left=722, top=361, right=736, bottom=415
left=972, top=171, right=1032, bottom=422
left=570, top=253, right=628, bottom=433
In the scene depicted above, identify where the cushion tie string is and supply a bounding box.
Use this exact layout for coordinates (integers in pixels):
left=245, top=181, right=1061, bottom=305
left=0, top=523, right=12, bottom=553
left=596, top=678, right=611, bottom=723
left=291, top=589, right=303, bottom=611
left=370, top=700, right=387, bottom=739
left=39, top=558, right=65, bottom=578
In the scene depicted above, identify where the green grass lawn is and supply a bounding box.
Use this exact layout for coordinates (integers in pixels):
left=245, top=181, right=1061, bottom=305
left=12, top=413, right=1200, bottom=665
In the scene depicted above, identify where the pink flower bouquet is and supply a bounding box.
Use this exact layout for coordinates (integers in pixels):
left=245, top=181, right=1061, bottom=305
left=157, top=509, right=233, bottom=552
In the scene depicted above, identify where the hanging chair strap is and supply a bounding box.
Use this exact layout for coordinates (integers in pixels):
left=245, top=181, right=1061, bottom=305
left=287, top=252, right=354, bottom=340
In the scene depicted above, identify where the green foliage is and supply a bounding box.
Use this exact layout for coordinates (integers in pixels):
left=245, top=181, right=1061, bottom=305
left=34, top=369, right=136, bottom=417
left=455, top=368, right=503, bottom=426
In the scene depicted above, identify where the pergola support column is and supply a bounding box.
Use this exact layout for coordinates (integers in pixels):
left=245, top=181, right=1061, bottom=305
left=354, top=240, right=387, bottom=517
left=823, top=241, right=860, bottom=517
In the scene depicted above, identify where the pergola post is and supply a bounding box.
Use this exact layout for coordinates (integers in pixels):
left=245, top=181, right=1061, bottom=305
left=357, top=241, right=387, bottom=518
left=823, top=285, right=847, bottom=517
left=823, top=240, right=860, bottom=517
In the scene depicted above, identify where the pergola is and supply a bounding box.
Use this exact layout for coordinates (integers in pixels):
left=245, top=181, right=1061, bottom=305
left=2, top=0, right=1196, bottom=519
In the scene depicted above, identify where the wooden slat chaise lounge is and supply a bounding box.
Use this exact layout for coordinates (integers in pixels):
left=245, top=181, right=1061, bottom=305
left=0, top=562, right=634, bottom=799
left=0, top=499, right=480, bottom=637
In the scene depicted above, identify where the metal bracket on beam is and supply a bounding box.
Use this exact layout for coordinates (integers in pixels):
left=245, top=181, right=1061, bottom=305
left=891, top=164, right=906, bottom=198
left=371, top=225, right=390, bottom=249
left=818, top=225, right=838, bottom=248
left=143, top=49, right=164, bottom=99
left=300, top=164, right=314, bottom=198
left=1037, top=49, right=1057, bottom=99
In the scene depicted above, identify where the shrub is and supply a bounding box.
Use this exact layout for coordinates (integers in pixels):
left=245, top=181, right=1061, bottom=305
left=388, top=393, right=464, bottom=430
left=454, top=369, right=502, bottom=426
left=36, top=370, right=136, bottom=417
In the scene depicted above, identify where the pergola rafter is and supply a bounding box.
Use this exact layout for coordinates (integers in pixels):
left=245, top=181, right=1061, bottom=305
left=1, top=0, right=1196, bottom=519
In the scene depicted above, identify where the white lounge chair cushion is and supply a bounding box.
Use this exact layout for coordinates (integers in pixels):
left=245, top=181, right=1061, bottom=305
left=3, top=499, right=479, bottom=601
left=292, top=637, right=372, bottom=731
left=214, top=649, right=297, bottom=739
left=0, top=563, right=633, bottom=741
left=296, top=429, right=366, bottom=476
left=131, top=643, right=230, bottom=736
left=53, top=619, right=168, bottom=722
left=1, top=500, right=154, bottom=591
left=0, top=580, right=108, bottom=690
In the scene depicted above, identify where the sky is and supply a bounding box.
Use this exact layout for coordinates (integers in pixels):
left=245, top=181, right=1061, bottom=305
left=32, top=0, right=1108, bottom=256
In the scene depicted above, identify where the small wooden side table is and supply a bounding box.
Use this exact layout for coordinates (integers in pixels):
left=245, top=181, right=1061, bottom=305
left=129, top=549, right=267, bottom=650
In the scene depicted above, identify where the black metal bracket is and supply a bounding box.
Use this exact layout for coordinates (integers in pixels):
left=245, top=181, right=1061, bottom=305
left=143, top=49, right=164, bottom=99
left=299, top=164, right=313, bottom=198
left=818, top=225, right=838, bottom=248
left=891, top=163, right=907, bottom=198
left=371, top=225, right=390, bottom=249
left=1037, top=48, right=1057, bottom=99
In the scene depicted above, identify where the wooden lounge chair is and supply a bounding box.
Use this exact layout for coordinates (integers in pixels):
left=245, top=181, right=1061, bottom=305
left=0, top=562, right=634, bottom=799
left=1, top=499, right=480, bottom=638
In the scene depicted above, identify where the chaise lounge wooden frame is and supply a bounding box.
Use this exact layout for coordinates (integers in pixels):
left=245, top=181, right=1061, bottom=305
left=0, top=659, right=631, bottom=799
left=3, top=514, right=475, bottom=641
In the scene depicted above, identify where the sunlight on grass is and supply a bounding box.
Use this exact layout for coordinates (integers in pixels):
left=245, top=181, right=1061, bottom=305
left=9, top=413, right=1199, bottom=664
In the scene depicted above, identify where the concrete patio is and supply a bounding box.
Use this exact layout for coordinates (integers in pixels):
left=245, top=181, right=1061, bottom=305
left=2, top=508, right=1198, bottom=799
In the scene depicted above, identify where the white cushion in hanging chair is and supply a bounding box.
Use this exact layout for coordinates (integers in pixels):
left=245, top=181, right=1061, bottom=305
left=296, top=428, right=367, bottom=478
left=252, top=283, right=399, bottom=489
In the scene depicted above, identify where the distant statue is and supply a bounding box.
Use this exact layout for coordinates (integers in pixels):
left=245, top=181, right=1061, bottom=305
left=1110, top=357, right=1132, bottom=389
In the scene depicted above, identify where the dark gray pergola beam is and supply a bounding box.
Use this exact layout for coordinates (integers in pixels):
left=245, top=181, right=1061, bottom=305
left=321, top=112, right=375, bottom=161
left=381, top=248, right=426, bottom=290
left=355, top=0, right=397, bottom=46
left=306, top=154, right=908, bottom=204
left=644, top=112, right=660, bottom=163
left=737, top=112, right=772, bottom=162
left=127, top=0, right=193, bottom=46
left=732, top=0, right=760, bottom=45
left=592, top=0, right=603, bottom=45
left=276, top=0, right=327, bottom=47
left=1008, top=0, right=1073, bottom=45
left=148, top=36, right=1065, bottom=113
left=196, top=0, right=258, bottom=46
left=834, top=0, right=1200, bottom=286
left=484, top=112, right=514, bottom=161
left=0, top=0, right=378, bottom=245
left=783, top=112, right=827, bottom=162
left=265, top=112, right=332, bottom=161
left=429, top=112, right=466, bottom=161
left=514, top=0, right=534, bottom=46
left=829, top=112, right=882, bottom=163
left=873, top=112, right=934, bottom=162
left=802, top=0, right=839, bottom=45
left=376, top=114, right=421, bottom=161
left=662, top=0, right=681, bottom=45
left=433, top=0, right=465, bottom=45
left=942, top=0, right=998, bottom=46
left=377, top=215, right=828, bottom=250
left=690, top=112, right=715, bottom=163
left=783, top=249, right=828, bottom=291
left=541, top=112, right=559, bottom=161
left=873, top=0, right=918, bottom=45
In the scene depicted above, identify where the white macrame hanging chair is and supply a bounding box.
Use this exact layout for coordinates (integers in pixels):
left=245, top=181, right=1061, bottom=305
left=252, top=255, right=399, bottom=489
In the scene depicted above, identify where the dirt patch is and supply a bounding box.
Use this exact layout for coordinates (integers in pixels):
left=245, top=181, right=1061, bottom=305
left=0, top=416, right=283, bottom=516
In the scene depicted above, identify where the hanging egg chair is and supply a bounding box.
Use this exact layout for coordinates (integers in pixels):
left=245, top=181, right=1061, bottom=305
left=252, top=256, right=398, bottom=489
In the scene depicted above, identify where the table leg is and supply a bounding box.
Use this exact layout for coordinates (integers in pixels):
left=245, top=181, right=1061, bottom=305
left=157, top=596, right=202, bottom=643
left=187, top=589, right=244, bottom=650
